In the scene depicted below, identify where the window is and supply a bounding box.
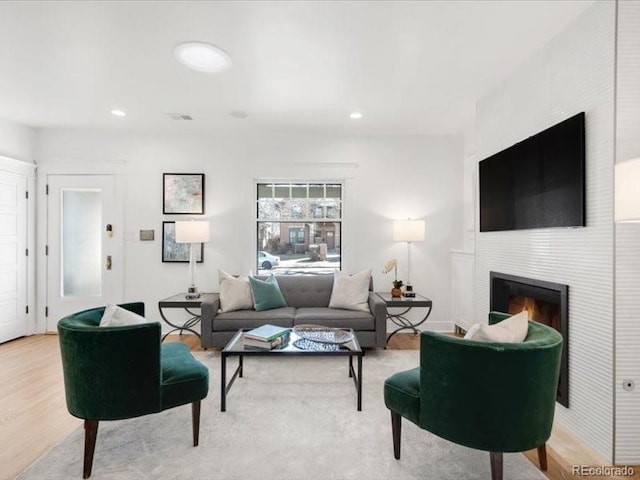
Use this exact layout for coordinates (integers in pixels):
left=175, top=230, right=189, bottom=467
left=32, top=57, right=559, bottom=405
left=256, top=182, right=342, bottom=275
left=289, top=228, right=305, bottom=244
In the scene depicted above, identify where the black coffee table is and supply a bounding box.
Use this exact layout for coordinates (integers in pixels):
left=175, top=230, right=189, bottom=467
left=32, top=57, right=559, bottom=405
left=221, top=328, right=363, bottom=412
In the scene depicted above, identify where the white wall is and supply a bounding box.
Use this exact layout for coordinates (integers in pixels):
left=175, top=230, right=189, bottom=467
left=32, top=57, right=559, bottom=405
left=34, top=129, right=463, bottom=331
left=0, top=118, right=35, bottom=163
left=462, top=124, right=476, bottom=253
left=474, top=1, right=616, bottom=461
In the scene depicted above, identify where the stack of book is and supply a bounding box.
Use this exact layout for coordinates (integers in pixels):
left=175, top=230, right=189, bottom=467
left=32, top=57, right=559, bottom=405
left=243, top=324, right=290, bottom=349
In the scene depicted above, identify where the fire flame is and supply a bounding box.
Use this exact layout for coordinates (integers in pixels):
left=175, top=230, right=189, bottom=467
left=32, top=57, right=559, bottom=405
left=521, top=297, right=536, bottom=320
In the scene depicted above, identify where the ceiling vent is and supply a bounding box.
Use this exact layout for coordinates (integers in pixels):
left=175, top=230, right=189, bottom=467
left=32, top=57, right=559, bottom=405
left=166, top=113, right=193, bottom=120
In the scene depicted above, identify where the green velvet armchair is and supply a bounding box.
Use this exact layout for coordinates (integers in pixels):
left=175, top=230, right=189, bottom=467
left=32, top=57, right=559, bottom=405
left=57, top=302, right=209, bottom=478
left=384, top=312, right=563, bottom=480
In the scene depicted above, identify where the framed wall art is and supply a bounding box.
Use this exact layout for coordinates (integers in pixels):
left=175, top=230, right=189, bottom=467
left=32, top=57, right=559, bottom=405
left=163, top=173, right=205, bottom=214
left=162, top=221, right=204, bottom=263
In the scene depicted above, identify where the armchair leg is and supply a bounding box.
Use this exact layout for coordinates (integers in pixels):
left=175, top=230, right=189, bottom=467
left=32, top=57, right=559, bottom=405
left=192, top=400, right=201, bottom=447
left=83, top=420, right=99, bottom=479
left=489, top=452, right=503, bottom=480
left=390, top=411, right=401, bottom=460
left=537, top=443, right=548, bottom=471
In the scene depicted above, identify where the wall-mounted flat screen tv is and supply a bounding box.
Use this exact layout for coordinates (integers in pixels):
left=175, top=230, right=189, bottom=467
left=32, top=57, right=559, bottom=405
left=479, top=112, right=585, bottom=232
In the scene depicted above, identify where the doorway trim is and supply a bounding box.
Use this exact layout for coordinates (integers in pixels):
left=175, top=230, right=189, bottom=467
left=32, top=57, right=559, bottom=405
left=0, top=155, right=36, bottom=337
left=37, top=162, right=125, bottom=332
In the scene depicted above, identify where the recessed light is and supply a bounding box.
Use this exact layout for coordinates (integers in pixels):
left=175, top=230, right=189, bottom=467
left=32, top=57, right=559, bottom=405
left=174, top=42, right=232, bottom=73
left=230, top=110, right=248, bottom=119
left=165, top=113, right=193, bottom=121
left=111, top=109, right=126, bottom=117
left=350, top=112, right=363, bottom=119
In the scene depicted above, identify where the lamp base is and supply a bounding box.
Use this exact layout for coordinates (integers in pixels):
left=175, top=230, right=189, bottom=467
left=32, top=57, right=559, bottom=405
left=185, top=285, right=200, bottom=300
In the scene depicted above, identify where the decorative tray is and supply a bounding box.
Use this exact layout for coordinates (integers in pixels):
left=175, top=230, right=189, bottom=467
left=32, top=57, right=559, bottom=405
left=293, top=338, right=345, bottom=351
left=292, top=324, right=355, bottom=344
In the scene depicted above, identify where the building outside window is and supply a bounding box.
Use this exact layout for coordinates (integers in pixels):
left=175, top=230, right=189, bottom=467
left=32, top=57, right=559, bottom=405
left=256, top=182, right=342, bottom=275
left=288, top=228, right=305, bottom=244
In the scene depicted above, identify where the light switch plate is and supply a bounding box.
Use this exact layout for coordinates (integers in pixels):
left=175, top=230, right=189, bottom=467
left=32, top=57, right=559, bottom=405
left=139, top=229, right=155, bottom=241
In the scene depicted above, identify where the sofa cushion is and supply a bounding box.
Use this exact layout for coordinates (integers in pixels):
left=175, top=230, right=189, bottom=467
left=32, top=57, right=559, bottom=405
left=294, top=307, right=375, bottom=330
left=249, top=275, right=287, bottom=311
left=274, top=275, right=334, bottom=308
left=219, top=270, right=254, bottom=312
left=213, top=307, right=296, bottom=331
left=328, top=270, right=372, bottom=312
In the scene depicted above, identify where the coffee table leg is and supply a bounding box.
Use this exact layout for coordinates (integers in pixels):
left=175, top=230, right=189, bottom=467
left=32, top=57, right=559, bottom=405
left=357, top=353, right=362, bottom=411
left=348, top=355, right=353, bottom=378
left=239, top=354, right=243, bottom=377
left=221, top=353, right=226, bottom=412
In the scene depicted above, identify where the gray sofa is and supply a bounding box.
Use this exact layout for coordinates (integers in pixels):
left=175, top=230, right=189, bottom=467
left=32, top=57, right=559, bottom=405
left=201, top=275, right=387, bottom=348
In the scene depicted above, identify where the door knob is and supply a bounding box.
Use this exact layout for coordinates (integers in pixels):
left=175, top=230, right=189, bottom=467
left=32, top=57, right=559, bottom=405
left=106, top=255, right=112, bottom=270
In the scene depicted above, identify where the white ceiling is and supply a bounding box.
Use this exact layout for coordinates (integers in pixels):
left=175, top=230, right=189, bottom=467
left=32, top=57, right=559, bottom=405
left=0, top=1, right=594, bottom=136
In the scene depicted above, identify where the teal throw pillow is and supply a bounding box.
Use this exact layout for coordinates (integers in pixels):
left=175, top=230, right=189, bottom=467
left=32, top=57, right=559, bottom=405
left=248, top=276, right=287, bottom=312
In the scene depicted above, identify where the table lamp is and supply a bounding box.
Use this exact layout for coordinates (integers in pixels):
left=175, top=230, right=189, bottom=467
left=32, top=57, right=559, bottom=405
left=175, top=220, right=210, bottom=299
left=393, top=219, right=425, bottom=297
left=615, top=158, right=640, bottom=222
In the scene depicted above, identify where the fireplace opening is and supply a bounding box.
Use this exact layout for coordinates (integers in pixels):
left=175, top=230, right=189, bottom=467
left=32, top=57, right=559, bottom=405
left=507, top=296, right=561, bottom=332
left=490, top=272, right=569, bottom=407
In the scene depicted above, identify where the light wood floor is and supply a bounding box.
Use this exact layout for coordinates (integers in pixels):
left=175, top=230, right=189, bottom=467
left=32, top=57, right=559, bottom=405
left=0, top=333, right=637, bottom=480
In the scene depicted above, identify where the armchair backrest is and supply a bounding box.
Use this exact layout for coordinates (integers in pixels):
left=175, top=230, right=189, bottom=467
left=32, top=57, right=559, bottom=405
left=57, top=303, right=162, bottom=421
left=419, top=315, right=563, bottom=453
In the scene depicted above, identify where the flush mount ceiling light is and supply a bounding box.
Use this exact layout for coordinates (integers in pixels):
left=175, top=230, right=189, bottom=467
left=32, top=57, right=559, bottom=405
left=111, top=109, right=126, bottom=117
left=174, top=42, right=232, bottom=73
left=350, top=112, right=363, bottom=119
left=230, top=110, right=248, bottom=119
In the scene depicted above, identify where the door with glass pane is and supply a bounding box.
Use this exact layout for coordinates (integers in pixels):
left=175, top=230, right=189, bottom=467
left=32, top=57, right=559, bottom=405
left=47, top=175, right=121, bottom=328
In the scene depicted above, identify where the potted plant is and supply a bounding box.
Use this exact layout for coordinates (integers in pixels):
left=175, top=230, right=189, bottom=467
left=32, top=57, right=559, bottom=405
left=383, top=259, right=404, bottom=298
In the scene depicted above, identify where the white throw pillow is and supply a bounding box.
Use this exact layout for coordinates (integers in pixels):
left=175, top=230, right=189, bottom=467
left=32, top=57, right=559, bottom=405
left=219, top=270, right=254, bottom=312
left=99, top=304, right=147, bottom=327
left=328, top=270, right=372, bottom=312
left=463, top=323, right=481, bottom=340
left=468, top=310, right=529, bottom=343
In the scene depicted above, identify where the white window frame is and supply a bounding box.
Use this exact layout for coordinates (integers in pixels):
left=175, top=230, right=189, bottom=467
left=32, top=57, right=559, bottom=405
left=255, top=180, right=344, bottom=275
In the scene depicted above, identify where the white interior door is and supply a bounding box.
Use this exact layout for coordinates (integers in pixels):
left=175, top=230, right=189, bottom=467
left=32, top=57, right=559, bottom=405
left=47, top=175, right=121, bottom=328
left=0, top=171, right=28, bottom=343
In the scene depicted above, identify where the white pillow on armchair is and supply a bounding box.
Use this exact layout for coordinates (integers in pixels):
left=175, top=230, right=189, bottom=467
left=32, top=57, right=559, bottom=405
left=464, top=310, right=529, bottom=343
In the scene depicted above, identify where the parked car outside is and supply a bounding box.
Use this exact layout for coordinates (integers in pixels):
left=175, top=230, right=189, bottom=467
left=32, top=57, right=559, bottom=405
left=258, top=251, right=280, bottom=270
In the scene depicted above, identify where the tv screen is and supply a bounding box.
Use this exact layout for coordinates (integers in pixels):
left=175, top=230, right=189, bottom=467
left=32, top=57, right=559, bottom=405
left=479, top=112, right=585, bottom=232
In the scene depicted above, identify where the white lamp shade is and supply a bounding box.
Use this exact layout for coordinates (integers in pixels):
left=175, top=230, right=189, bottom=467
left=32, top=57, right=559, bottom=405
left=393, top=219, right=425, bottom=242
left=615, top=158, right=640, bottom=223
left=175, top=220, right=210, bottom=243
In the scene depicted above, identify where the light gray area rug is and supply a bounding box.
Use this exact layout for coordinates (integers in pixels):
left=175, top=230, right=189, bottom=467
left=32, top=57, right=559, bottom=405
left=19, top=350, right=545, bottom=480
